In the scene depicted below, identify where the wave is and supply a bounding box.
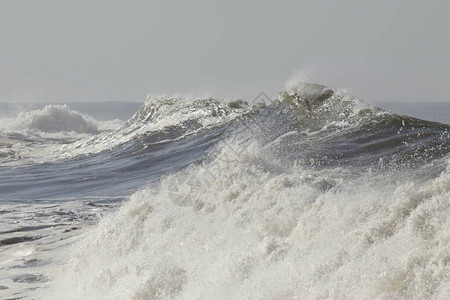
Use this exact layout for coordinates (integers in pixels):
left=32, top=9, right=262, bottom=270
left=2, top=83, right=449, bottom=299
left=0, top=97, right=249, bottom=166
left=0, top=105, right=124, bottom=165
left=1, top=84, right=449, bottom=173
left=0, top=104, right=125, bottom=137
left=0, top=104, right=102, bottom=134
left=42, top=138, right=450, bottom=299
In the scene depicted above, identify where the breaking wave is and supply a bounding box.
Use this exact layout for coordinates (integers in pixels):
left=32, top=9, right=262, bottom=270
left=1, top=104, right=102, bottom=134
left=44, top=142, right=450, bottom=299
left=1, top=83, right=449, bottom=299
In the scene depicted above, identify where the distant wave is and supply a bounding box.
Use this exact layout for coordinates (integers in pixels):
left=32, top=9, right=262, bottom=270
left=3, top=104, right=100, bottom=134
left=0, top=104, right=124, bottom=135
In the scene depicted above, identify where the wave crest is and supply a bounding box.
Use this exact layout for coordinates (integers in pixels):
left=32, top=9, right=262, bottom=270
left=7, top=105, right=100, bottom=134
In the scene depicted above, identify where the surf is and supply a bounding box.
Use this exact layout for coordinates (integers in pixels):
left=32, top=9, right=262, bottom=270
left=1, top=83, right=449, bottom=299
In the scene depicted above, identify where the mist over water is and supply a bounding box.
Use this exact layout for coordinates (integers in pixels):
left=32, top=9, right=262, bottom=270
left=0, top=83, right=449, bottom=299
left=376, top=102, right=450, bottom=125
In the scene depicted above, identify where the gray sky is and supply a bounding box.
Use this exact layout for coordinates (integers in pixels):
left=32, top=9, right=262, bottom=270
left=0, top=0, right=449, bottom=103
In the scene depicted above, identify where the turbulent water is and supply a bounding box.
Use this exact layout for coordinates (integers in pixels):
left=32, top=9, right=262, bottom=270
left=0, top=83, right=449, bottom=299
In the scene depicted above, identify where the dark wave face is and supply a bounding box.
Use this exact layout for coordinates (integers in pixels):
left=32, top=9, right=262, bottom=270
left=252, top=85, right=450, bottom=169
left=1, top=83, right=449, bottom=299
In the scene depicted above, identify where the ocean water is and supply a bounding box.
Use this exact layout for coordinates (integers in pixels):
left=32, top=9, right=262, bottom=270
left=0, top=83, right=449, bottom=299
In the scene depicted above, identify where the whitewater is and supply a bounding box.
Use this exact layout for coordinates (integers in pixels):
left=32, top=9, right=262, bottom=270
left=0, top=83, right=449, bottom=299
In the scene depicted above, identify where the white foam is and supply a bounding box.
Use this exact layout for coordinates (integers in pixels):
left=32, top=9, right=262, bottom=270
left=0, top=105, right=100, bottom=134
left=42, top=143, right=450, bottom=299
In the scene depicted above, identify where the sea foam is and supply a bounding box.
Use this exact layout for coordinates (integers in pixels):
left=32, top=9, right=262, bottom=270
left=43, top=141, right=450, bottom=299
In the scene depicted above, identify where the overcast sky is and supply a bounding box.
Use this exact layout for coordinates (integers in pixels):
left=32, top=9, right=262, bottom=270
left=0, top=0, right=449, bottom=103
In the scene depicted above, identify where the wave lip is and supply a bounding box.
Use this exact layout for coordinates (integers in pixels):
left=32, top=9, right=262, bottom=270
left=280, top=82, right=335, bottom=110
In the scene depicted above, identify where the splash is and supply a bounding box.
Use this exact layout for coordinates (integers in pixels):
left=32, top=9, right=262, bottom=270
left=42, top=141, right=450, bottom=299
